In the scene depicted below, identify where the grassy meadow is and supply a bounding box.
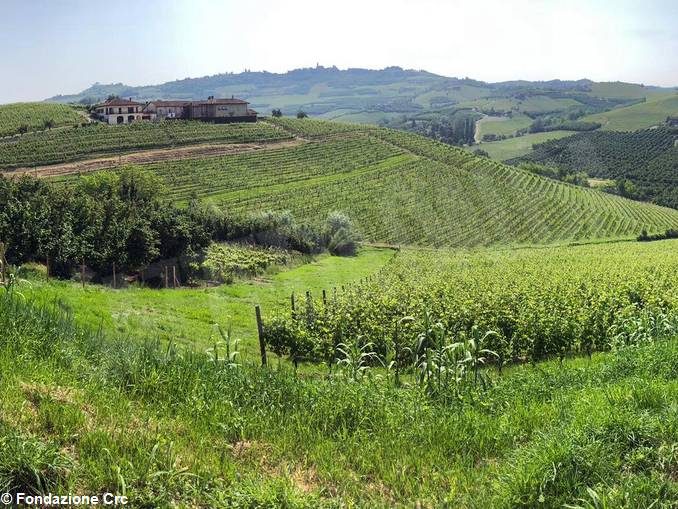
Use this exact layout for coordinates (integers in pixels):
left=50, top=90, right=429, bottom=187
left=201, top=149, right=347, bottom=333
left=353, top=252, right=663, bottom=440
left=18, top=247, right=394, bottom=357
left=476, top=113, right=533, bottom=139
left=472, top=130, right=575, bottom=160
left=582, top=94, right=678, bottom=131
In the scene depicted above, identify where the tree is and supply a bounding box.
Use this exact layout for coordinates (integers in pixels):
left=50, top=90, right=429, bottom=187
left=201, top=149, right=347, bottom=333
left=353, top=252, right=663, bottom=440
left=296, top=110, right=308, bottom=119
left=43, top=118, right=55, bottom=130
left=271, top=108, right=282, bottom=118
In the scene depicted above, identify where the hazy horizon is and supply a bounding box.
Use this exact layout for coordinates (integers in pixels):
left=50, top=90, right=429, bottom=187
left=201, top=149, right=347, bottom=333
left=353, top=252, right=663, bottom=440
left=1, top=0, right=677, bottom=103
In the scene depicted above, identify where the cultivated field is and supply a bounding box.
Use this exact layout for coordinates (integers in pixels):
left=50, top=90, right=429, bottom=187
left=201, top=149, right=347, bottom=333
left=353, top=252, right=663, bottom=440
left=0, top=102, right=85, bottom=137
left=0, top=120, right=291, bottom=169
left=52, top=121, right=678, bottom=247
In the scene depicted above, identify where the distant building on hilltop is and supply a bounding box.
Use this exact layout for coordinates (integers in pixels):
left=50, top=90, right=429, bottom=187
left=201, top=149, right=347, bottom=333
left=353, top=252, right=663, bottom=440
left=94, top=96, right=257, bottom=125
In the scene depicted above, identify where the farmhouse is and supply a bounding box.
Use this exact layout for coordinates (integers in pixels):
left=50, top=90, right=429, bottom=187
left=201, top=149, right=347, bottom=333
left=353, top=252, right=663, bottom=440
left=94, top=96, right=257, bottom=125
left=144, top=96, right=258, bottom=122
left=94, top=98, right=150, bottom=125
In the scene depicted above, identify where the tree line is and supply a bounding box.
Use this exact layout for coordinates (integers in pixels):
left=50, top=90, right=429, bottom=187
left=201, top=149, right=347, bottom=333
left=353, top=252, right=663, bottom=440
left=0, top=168, right=360, bottom=283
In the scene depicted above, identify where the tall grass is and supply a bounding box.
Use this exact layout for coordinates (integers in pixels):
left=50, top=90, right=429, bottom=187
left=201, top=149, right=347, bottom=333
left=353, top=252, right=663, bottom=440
left=0, top=289, right=676, bottom=507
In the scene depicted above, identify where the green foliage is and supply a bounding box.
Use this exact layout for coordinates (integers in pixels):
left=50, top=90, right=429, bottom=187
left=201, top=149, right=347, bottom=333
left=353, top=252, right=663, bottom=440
left=274, top=241, right=678, bottom=367
left=202, top=243, right=290, bottom=282
left=322, top=211, right=361, bottom=256
left=0, top=169, right=210, bottom=276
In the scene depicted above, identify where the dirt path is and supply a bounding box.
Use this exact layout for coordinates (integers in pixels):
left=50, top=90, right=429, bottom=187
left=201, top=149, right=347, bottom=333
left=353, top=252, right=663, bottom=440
left=5, top=138, right=305, bottom=178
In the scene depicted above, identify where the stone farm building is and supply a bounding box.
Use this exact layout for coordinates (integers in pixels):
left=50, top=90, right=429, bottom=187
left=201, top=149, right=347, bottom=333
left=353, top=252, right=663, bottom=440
left=94, top=96, right=257, bottom=125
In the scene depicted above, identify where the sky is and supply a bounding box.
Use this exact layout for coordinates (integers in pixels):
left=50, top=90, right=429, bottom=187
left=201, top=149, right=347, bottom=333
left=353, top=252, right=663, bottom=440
left=0, top=0, right=676, bottom=103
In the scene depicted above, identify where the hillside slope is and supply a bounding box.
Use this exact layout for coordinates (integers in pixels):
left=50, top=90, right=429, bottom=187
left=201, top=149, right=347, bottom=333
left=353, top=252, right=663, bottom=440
left=56, top=119, right=678, bottom=247
left=0, top=102, right=84, bottom=137
left=510, top=127, right=678, bottom=209
left=582, top=94, right=678, bottom=131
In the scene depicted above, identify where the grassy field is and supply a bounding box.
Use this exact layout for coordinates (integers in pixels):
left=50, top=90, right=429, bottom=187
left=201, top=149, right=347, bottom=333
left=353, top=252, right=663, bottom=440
left=476, top=113, right=533, bottom=138
left=2, top=276, right=677, bottom=507
left=0, top=102, right=84, bottom=137
left=473, top=130, right=575, bottom=160
left=582, top=94, right=678, bottom=131
left=19, top=247, right=394, bottom=357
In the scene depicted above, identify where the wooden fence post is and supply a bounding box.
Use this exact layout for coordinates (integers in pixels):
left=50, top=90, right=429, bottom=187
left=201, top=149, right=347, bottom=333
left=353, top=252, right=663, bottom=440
left=290, top=292, right=296, bottom=316
left=255, top=305, right=267, bottom=366
left=112, top=262, right=116, bottom=289
left=81, top=260, right=85, bottom=289
left=46, top=255, right=50, bottom=281
left=322, top=289, right=327, bottom=306
left=172, top=266, right=177, bottom=289
left=0, top=242, right=6, bottom=284
left=164, top=266, right=169, bottom=289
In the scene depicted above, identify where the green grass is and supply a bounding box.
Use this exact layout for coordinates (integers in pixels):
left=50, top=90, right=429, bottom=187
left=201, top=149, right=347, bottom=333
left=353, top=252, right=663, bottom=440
left=473, top=130, right=576, bottom=160
left=582, top=94, right=678, bottom=131
left=476, top=113, right=533, bottom=138
left=1, top=286, right=676, bottom=507
left=19, top=247, right=394, bottom=356
left=0, top=103, right=84, bottom=137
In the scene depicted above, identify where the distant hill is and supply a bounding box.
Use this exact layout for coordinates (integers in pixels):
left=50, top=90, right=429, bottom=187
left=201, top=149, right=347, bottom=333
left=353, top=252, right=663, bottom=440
left=47, top=66, right=673, bottom=126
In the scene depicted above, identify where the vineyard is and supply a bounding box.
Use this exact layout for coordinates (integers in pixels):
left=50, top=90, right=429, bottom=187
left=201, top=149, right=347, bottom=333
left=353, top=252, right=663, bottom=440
left=510, top=127, right=678, bottom=208
left=0, top=120, right=291, bottom=169
left=57, top=122, right=678, bottom=247
left=0, top=102, right=84, bottom=137
left=265, top=240, right=678, bottom=368
left=202, top=243, right=292, bottom=282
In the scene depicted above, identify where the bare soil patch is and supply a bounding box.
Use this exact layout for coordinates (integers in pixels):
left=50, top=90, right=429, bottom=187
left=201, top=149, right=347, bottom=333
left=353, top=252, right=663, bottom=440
left=4, top=138, right=304, bottom=179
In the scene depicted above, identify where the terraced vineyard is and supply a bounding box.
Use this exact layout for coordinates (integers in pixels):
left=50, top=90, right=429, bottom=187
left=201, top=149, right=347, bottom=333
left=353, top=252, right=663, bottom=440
left=0, top=102, right=84, bottom=137
left=0, top=120, right=291, bottom=168
left=59, top=119, right=678, bottom=247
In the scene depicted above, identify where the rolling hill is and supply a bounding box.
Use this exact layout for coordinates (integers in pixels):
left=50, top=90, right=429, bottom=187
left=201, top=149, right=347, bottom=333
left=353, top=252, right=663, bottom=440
left=47, top=67, right=673, bottom=128
left=582, top=93, right=678, bottom=131
left=45, top=118, right=678, bottom=248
